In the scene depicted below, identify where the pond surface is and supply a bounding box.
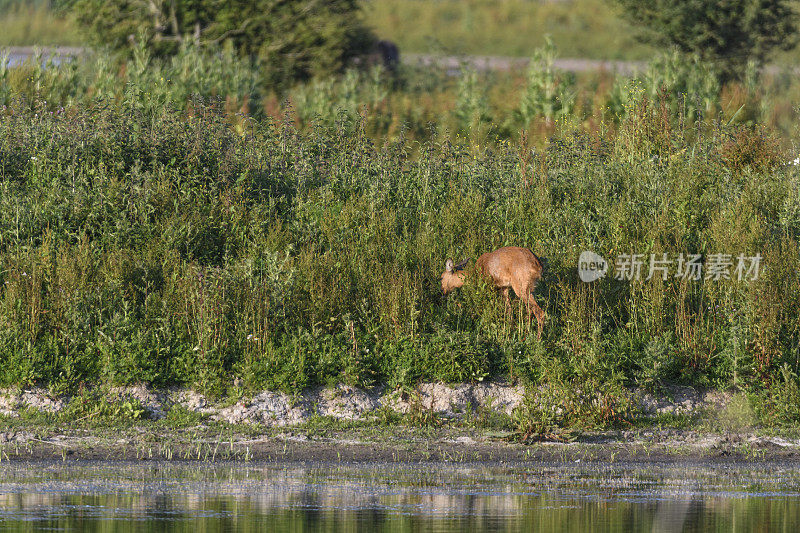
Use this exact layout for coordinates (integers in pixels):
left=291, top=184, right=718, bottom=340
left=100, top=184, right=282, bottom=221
left=0, top=461, right=799, bottom=531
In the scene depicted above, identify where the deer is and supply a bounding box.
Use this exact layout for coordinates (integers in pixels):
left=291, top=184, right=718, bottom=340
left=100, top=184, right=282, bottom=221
left=441, top=246, right=546, bottom=338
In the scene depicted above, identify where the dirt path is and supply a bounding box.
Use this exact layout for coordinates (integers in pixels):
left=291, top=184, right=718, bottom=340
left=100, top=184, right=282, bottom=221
left=404, top=53, right=645, bottom=74
left=6, top=46, right=791, bottom=76
left=3, top=45, right=645, bottom=73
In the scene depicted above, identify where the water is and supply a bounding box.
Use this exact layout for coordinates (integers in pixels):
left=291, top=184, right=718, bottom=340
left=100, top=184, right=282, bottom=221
left=0, top=461, right=799, bottom=531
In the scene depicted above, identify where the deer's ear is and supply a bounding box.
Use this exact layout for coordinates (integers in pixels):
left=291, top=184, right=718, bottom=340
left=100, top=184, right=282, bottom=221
left=455, top=258, right=469, bottom=270
left=445, top=259, right=454, bottom=273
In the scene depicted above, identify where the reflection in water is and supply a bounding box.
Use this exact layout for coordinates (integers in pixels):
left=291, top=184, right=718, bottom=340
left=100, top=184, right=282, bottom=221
left=0, top=462, right=799, bottom=531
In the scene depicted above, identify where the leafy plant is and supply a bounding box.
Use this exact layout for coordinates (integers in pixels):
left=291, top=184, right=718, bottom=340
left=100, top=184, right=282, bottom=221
left=513, top=37, right=575, bottom=128
left=69, top=0, right=377, bottom=89
left=454, top=67, right=492, bottom=137
left=612, top=0, right=799, bottom=83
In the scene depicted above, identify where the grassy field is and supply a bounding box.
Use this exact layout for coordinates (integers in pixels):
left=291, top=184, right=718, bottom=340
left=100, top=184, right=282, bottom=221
left=4, top=0, right=800, bottom=67
left=366, top=0, right=800, bottom=67
left=7, top=0, right=642, bottom=55
left=2, top=4, right=800, bottom=431
left=2, top=40, right=800, bottom=432
left=0, top=1, right=82, bottom=46
left=362, top=0, right=652, bottom=59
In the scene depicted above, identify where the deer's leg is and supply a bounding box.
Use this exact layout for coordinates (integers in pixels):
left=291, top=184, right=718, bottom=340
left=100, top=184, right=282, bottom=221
left=500, top=287, right=511, bottom=320
left=528, top=295, right=545, bottom=339
left=511, top=281, right=530, bottom=332
left=512, top=281, right=545, bottom=339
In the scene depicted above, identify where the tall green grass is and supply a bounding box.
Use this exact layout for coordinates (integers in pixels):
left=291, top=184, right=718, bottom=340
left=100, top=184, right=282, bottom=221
left=2, top=42, right=800, bottom=427
left=5, top=39, right=797, bottom=147
left=1, top=85, right=799, bottom=424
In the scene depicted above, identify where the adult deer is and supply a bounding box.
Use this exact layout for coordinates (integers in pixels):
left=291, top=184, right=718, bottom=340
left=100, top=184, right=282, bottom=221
left=441, top=246, right=546, bottom=338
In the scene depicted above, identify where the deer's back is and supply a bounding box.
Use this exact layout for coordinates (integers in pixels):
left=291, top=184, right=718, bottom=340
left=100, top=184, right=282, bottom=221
left=476, top=246, right=543, bottom=288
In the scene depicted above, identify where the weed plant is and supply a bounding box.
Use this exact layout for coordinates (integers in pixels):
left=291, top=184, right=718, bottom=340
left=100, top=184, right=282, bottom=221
left=4, top=39, right=800, bottom=146
left=2, top=37, right=800, bottom=429
left=0, top=81, right=798, bottom=427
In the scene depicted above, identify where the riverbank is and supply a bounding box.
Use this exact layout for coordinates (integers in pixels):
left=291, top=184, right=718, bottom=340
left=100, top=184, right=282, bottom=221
left=0, top=381, right=739, bottom=426
left=2, top=422, right=800, bottom=464
left=1, top=382, right=799, bottom=463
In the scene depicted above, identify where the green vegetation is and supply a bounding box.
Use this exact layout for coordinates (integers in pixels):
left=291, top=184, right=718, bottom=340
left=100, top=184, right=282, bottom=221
left=363, top=0, right=651, bottom=59
left=3, top=0, right=800, bottom=68
left=0, top=1, right=81, bottom=46
left=0, top=0, right=643, bottom=57
left=2, top=38, right=800, bottom=432
left=612, top=0, right=799, bottom=82
left=4, top=36, right=795, bottom=145
left=2, top=2, right=800, bottom=431
left=70, top=0, right=375, bottom=88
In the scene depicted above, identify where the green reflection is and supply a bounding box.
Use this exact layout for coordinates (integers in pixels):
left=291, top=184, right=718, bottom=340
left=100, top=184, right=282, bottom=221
left=0, top=463, right=798, bottom=532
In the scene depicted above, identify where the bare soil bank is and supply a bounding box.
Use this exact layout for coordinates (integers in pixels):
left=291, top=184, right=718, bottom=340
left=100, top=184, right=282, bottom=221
left=1, top=382, right=799, bottom=463
left=0, top=381, right=733, bottom=426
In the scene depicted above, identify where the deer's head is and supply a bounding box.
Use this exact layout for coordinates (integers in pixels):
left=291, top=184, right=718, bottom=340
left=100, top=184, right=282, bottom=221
left=441, top=258, right=469, bottom=295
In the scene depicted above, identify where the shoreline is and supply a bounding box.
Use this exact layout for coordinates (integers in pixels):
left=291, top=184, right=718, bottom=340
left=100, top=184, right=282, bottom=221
left=0, top=381, right=736, bottom=426
left=3, top=424, right=800, bottom=464
left=2, top=381, right=799, bottom=464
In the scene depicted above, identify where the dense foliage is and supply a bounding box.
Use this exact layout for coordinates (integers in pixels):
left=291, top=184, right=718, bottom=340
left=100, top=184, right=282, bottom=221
left=1, top=78, right=799, bottom=423
left=3, top=39, right=784, bottom=147
left=68, top=0, right=375, bottom=88
left=612, top=0, right=799, bottom=82
left=2, top=38, right=800, bottom=427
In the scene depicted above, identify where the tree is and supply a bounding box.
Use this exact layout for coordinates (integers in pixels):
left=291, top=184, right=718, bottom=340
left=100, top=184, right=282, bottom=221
left=69, top=0, right=376, bottom=88
left=611, top=0, right=799, bottom=83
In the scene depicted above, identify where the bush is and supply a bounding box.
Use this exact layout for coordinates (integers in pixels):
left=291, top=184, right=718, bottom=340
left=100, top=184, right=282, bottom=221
left=612, top=0, right=799, bottom=83
left=607, top=51, right=720, bottom=124
left=69, top=0, right=376, bottom=89
left=513, top=37, right=575, bottom=129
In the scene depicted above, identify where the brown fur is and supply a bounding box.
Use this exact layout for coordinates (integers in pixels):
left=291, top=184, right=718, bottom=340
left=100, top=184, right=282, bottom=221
left=441, top=246, right=545, bottom=338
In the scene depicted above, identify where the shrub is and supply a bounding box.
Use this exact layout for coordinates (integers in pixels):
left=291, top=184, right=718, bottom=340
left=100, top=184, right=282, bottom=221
left=513, top=37, right=575, bottom=129
left=612, top=0, right=799, bottom=83
left=69, top=0, right=376, bottom=89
